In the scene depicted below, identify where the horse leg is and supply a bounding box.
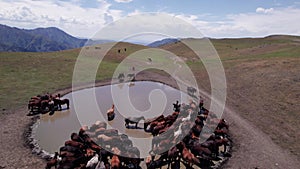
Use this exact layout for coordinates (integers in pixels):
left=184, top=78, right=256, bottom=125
left=223, top=144, right=227, bottom=153
left=135, top=122, right=138, bottom=129
left=66, top=100, right=70, bottom=109
left=167, top=161, right=171, bottom=169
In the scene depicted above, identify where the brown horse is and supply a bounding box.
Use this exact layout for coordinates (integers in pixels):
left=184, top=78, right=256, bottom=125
left=111, top=155, right=120, bottom=169
left=28, top=100, right=41, bottom=110
left=45, top=152, right=59, bottom=169
left=177, top=142, right=200, bottom=167
left=110, top=147, right=121, bottom=169
left=64, top=140, right=84, bottom=149
left=107, top=104, right=115, bottom=121
left=217, top=118, right=229, bottom=130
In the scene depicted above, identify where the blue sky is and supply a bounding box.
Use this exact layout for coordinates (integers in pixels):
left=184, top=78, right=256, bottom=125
left=0, top=0, right=300, bottom=40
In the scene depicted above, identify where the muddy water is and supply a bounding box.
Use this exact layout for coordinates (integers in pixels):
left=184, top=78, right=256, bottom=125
left=35, top=81, right=191, bottom=157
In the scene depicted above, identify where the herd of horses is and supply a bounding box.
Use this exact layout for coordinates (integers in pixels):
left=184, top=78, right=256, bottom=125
left=28, top=93, right=69, bottom=114
left=45, top=97, right=231, bottom=169
left=143, top=101, right=231, bottom=169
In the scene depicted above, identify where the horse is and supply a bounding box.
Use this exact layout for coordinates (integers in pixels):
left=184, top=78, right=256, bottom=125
left=53, top=98, right=69, bottom=110
left=118, top=73, right=125, bottom=82
left=125, top=116, right=145, bottom=129
left=60, top=151, right=77, bottom=157
left=127, top=73, right=135, bottom=81
left=187, top=86, right=197, bottom=98
left=59, top=145, right=83, bottom=155
left=86, top=154, right=99, bottom=169
left=107, top=104, right=115, bottom=121
left=217, top=119, right=229, bottom=130
left=189, top=139, right=213, bottom=158
left=28, top=100, right=41, bottom=111
left=173, top=101, right=181, bottom=112
left=111, top=155, right=120, bottom=169
left=174, top=123, right=183, bottom=138
left=182, top=109, right=192, bottom=122
left=167, top=146, right=180, bottom=169
left=59, top=155, right=87, bottom=168
left=45, top=152, right=59, bottom=169
left=146, top=155, right=165, bottom=169
left=64, top=140, right=85, bottom=149
left=177, top=142, right=200, bottom=167
left=111, top=147, right=121, bottom=169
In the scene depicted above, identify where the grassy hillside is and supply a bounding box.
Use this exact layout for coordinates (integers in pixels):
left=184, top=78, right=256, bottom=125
left=0, top=35, right=299, bottom=157
left=160, top=35, right=300, bottom=157
left=0, top=42, right=146, bottom=111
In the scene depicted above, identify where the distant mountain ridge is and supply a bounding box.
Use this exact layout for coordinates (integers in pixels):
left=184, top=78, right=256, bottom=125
left=0, top=24, right=89, bottom=52
left=0, top=24, right=116, bottom=52
left=147, top=38, right=179, bottom=47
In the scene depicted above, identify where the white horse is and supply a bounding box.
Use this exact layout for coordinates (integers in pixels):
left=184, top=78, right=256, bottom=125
left=174, top=123, right=183, bottom=137
left=182, top=109, right=192, bottom=122
left=86, top=154, right=99, bottom=169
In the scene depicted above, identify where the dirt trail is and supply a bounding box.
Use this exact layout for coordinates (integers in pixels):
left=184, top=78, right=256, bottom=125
left=222, top=106, right=300, bottom=169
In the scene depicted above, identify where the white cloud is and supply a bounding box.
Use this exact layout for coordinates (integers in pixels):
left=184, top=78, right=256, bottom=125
left=256, top=7, right=274, bottom=14
left=114, top=0, right=133, bottom=3
left=224, top=7, right=300, bottom=37
left=0, top=0, right=123, bottom=38
left=173, top=7, right=300, bottom=38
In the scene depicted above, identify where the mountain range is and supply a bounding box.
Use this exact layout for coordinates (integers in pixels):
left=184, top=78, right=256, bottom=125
left=2, top=24, right=299, bottom=52
left=0, top=24, right=90, bottom=52
left=147, top=38, right=179, bottom=47
left=0, top=24, right=182, bottom=52
left=0, top=24, right=113, bottom=52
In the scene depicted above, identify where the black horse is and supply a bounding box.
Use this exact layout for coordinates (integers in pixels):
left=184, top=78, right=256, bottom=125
left=125, top=116, right=145, bottom=129
left=53, top=98, right=70, bottom=110
left=173, top=100, right=181, bottom=112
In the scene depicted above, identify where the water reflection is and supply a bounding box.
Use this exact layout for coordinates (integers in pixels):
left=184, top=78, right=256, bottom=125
left=35, top=81, right=191, bottom=156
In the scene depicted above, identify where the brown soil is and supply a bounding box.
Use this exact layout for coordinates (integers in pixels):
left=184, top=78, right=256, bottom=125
left=0, top=110, right=45, bottom=169
left=0, top=68, right=299, bottom=169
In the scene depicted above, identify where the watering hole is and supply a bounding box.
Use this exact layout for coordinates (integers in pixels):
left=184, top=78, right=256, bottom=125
left=35, top=81, right=192, bottom=157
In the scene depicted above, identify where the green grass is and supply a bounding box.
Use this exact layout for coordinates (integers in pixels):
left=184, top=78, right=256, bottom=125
left=0, top=51, right=76, bottom=110
left=0, top=43, right=145, bottom=111
left=1, top=36, right=299, bottom=112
